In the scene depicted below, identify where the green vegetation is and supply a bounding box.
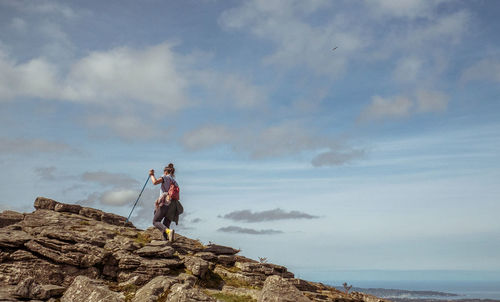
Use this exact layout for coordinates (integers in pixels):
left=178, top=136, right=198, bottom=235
left=107, top=282, right=138, bottom=302
left=225, top=266, right=241, bottom=273
left=69, top=225, right=87, bottom=232
left=134, top=232, right=151, bottom=246
left=157, top=290, right=170, bottom=302
left=220, top=275, right=260, bottom=290
left=207, top=292, right=256, bottom=302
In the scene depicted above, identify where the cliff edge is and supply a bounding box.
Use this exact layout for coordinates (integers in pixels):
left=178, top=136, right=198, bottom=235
left=0, top=197, right=389, bottom=302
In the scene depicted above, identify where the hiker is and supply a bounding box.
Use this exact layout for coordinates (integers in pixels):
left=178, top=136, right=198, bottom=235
left=150, top=163, right=183, bottom=241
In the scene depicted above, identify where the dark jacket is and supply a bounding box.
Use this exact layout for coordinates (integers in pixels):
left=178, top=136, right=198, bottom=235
left=165, top=199, right=183, bottom=225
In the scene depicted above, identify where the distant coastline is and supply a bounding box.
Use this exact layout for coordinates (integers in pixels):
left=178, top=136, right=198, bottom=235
left=328, top=285, right=500, bottom=302
left=391, top=299, right=500, bottom=302
left=332, top=287, right=460, bottom=298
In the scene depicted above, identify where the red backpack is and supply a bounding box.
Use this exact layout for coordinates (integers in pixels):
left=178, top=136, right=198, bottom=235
left=168, top=180, right=180, bottom=201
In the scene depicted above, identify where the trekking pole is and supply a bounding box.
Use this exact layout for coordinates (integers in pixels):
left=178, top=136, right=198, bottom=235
left=125, top=175, right=150, bottom=223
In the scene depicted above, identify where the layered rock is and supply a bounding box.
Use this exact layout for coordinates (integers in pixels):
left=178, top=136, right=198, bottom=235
left=0, top=197, right=388, bottom=302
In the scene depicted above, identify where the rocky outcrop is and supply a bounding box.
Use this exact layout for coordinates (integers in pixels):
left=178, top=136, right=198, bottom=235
left=13, top=277, right=65, bottom=300
left=61, top=276, right=125, bottom=302
left=259, top=275, right=312, bottom=302
left=167, top=282, right=216, bottom=302
left=0, top=210, right=24, bottom=228
left=0, top=197, right=389, bottom=302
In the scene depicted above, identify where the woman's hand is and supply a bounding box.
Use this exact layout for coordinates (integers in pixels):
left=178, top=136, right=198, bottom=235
left=149, top=169, right=155, bottom=176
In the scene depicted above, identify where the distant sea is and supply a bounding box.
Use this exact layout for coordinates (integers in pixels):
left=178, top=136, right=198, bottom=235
left=324, top=280, right=500, bottom=300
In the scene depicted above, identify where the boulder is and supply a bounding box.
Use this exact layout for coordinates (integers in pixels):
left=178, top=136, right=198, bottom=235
left=258, top=275, right=312, bottom=302
left=217, top=254, right=236, bottom=266
left=0, top=284, right=16, bottom=301
left=214, top=265, right=266, bottom=287
left=39, top=284, right=66, bottom=299
left=12, top=277, right=65, bottom=300
left=166, top=282, right=216, bottom=302
left=101, top=212, right=133, bottom=227
left=289, top=279, right=319, bottom=292
left=203, top=244, right=239, bottom=255
left=135, top=242, right=175, bottom=258
left=60, top=276, right=125, bottom=302
left=350, top=291, right=386, bottom=302
left=183, top=255, right=209, bottom=278
left=131, top=275, right=177, bottom=302
left=167, top=233, right=205, bottom=254
left=79, top=207, right=104, bottom=220
left=54, top=203, right=82, bottom=214
left=13, top=277, right=42, bottom=299
left=236, top=261, right=294, bottom=278
left=0, top=229, right=32, bottom=248
left=34, top=197, right=59, bottom=210
left=0, top=210, right=24, bottom=228
left=8, top=250, right=37, bottom=261
left=194, top=252, right=217, bottom=262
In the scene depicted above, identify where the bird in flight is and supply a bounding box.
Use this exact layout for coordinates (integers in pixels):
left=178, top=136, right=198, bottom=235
left=332, top=46, right=338, bottom=51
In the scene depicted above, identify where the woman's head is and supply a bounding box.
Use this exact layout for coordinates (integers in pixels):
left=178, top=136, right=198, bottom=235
left=164, top=163, right=175, bottom=176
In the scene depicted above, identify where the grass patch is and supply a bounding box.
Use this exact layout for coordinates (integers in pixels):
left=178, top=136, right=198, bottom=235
left=225, top=266, right=241, bottom=273
left=69, top=225, right=87, bottom=232
left=107, top=282, right=138, bottom=302
left=221, top=275, right=260, bottom=290
left=207, top=292, right=256, bottom=302
left=79, top=220, right=91, bottom=225
left=134, top=232, right=151, bottom=246
left=157, top=290, right=170, bottom=302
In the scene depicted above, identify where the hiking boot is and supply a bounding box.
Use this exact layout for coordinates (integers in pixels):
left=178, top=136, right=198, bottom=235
left=162, top=229, right=168, bottom=241
left=168, top=229, right=175, bottom=242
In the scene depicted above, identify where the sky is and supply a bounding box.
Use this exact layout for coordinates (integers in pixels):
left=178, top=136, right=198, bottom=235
left=1, top=0, right=500, bottom=282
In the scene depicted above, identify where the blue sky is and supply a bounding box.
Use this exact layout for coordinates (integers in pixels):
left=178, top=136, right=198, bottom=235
left=1, top=0, right=500, bottom=281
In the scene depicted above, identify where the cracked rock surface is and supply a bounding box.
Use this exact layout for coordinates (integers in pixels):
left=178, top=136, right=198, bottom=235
left=0, top=197, right=388, bottom=302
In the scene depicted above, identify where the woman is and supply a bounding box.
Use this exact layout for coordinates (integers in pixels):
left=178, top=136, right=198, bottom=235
left=149, top=163, right=182, bottom=242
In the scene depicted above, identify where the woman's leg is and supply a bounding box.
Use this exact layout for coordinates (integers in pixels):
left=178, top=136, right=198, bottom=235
left=162, top=218, right=172, bottom=229
left=152, top=205, right=168, bottom=232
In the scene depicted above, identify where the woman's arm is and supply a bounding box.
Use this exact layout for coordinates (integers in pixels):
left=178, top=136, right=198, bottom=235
left=149, top=169, right=163, bottom=185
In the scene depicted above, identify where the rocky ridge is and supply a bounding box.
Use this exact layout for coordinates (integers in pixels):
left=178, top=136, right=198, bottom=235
left=0, top=197, right=388, bottom=302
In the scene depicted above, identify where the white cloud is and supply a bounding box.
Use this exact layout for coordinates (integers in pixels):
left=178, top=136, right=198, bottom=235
left=393, top=57, right=423, bottom=82
left=0, top=137, right=76, bottom=155
left=220, top=208, right=319, bottom=222
left=409, top=11, right=470, bottom=47
left=81, top=171, right=139, bottom=188
left=217, top=226, right=283, bottom=235
left=10, top=17, right=27, bottom=32
left=312, top=148, right=365, bottom=167
left=194, top=71, right=267, bottom=109
left=86, top=114, right=166, bottom=141
left=100, top=189, right=138, bottom=206
left=0, top=41, right=269, bottom=139
left=0, top=50, right=60, bottom=101
left=366, top=0, right=449, bottom=19
left=359, top=90, right=449, bottom=122
left=219, top=0, right=368, bottom=76
left=0, top=43, right=189, bottom=109
left=461, top=58, right=500, bottom=83
left=180, top=121, right=364, bottom=166
left=34, top=166, right=57, bottom=180
left=416, top=90, right=449, bottom=113
left=2, top=0, right=78, bottom=19
left=182, top=125, right=233, bottom=151
left=358, top=95, right=413, bottom=122
left=63, top=43, right=189, bottom=111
